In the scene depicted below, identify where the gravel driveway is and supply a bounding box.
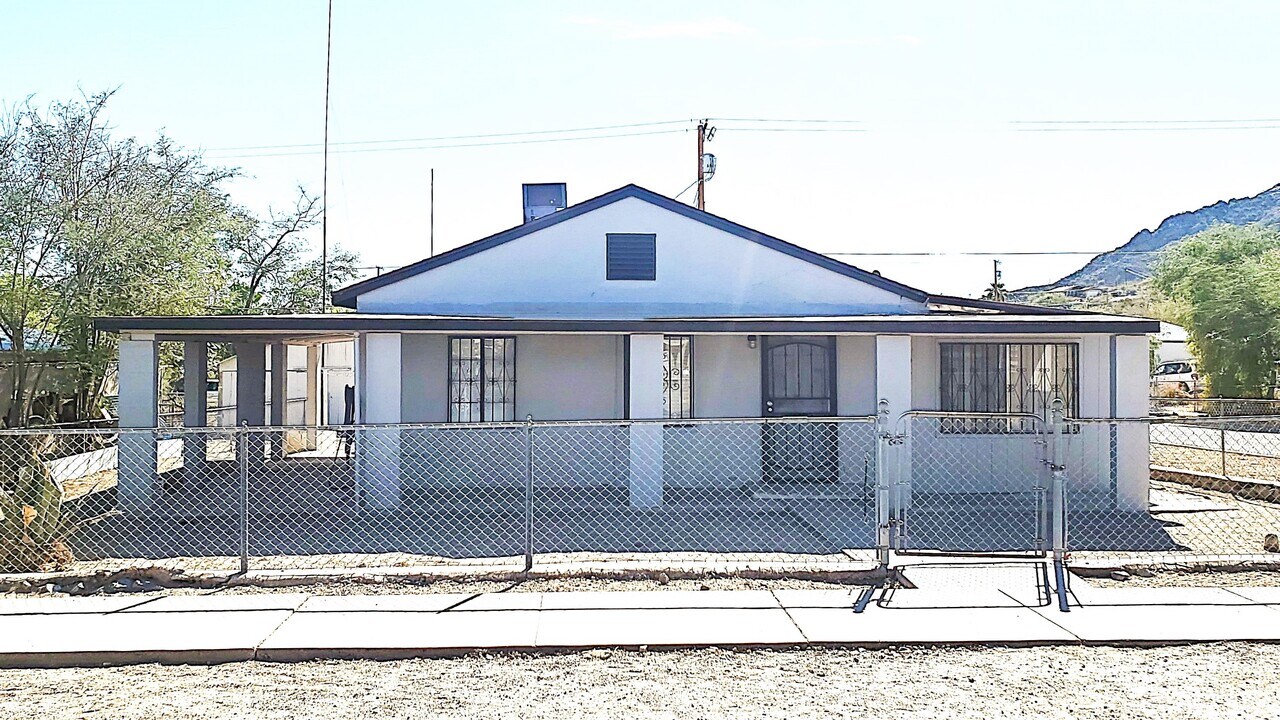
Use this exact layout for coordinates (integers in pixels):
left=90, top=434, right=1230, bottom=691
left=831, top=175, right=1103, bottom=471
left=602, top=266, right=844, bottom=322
left=4, top=645, right=1278, bottom=719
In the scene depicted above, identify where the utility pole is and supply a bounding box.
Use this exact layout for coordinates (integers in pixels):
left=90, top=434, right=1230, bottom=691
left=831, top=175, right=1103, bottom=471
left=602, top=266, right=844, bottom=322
left=696, top=119, right=707, bottom=210
left=694, top=120, right=718, bottom=211
left=429, top=168, right=435, bottom=257
left=989, top=259, right=1005, bottom=301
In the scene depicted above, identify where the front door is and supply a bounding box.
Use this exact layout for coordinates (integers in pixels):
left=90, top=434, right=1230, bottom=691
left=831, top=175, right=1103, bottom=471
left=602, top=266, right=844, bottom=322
left=761, top=336, right=838, bottom=483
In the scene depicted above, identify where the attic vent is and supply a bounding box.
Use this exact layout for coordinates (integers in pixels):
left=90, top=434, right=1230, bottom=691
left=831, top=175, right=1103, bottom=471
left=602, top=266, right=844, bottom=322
left=606, top=233, right=656, bottom=280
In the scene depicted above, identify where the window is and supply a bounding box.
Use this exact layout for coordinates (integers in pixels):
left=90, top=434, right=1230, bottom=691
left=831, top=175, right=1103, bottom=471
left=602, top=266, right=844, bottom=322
left=449, top=337, right=516, bottom=422
left=940, top=343, right=1078, bottom=432
left=606, top=233, right=656, bottom=280
left=663, top=335, right=693, bottom=419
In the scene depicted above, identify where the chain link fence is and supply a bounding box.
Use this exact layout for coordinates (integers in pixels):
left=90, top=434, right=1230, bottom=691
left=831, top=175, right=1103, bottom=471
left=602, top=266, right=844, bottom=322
left=3, top=411, right=1279, bottom=578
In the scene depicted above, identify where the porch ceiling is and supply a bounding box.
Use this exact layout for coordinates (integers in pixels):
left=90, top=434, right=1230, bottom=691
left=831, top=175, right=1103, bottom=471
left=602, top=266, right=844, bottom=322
left=94, top=312, right=1161, bottom=337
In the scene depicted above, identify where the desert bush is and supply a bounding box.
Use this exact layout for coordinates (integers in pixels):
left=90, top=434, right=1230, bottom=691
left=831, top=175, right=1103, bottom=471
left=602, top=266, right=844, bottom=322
left=0, top=435, right=114, bottom=573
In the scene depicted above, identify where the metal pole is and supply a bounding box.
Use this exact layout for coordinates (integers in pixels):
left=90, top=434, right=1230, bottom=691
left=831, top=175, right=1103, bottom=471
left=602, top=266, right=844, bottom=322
left=1050, top=398, right=1070, bottom=613
left=857, top=399, right=892, bottom=614
left=874, top=398, right=891, bottom=569
left=1220, top=426, right=1227, bottom=477
left=523, top=414, right=534, bottom=572
left=238, top=421, right=250, bottom=574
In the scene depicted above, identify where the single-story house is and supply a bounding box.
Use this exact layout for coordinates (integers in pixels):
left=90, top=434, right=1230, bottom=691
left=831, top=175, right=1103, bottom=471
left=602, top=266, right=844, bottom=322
left=95, top=183, right=1158, bottom=538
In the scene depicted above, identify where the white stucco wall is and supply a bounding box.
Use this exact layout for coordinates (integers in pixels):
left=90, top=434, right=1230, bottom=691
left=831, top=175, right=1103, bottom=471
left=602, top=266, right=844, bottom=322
left=355, top=196, right=927, bottom=318
left=381, top=329, right=1147, bottom=509
left=691, top=335, right=759, bottom=418
left=517, top=335, right=624, bottom=421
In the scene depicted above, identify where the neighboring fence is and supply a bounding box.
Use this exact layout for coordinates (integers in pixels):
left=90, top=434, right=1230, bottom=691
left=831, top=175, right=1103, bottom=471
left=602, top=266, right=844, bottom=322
left=2, top=411, right=1279, bottom=577
left=1151, top=396, right=1280, bottom=417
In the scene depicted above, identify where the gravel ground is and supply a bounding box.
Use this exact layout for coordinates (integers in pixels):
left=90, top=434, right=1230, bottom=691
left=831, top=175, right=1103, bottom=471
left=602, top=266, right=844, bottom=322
left=118, top=575, right=868, bottom=596
left=1079, top=568, right=1280, bottom=588
left=4, top=645, right=1279, bottom=719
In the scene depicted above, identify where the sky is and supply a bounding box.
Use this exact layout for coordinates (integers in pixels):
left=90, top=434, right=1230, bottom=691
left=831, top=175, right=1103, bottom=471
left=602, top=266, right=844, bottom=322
left=4, top=1, right=1280, bottom=297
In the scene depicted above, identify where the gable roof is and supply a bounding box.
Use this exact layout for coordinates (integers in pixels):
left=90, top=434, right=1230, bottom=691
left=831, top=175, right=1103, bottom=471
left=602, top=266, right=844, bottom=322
left=331, top=184, right=931, bottom=309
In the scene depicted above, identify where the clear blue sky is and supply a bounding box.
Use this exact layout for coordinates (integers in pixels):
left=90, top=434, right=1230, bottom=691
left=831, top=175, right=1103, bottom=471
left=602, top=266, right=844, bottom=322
left=5, top=1, right=1280, bottom=295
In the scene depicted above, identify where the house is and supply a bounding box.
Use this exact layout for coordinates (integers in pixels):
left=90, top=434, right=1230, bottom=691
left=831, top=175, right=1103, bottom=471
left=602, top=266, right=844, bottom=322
left=94, top=183, right=1158, bottom=551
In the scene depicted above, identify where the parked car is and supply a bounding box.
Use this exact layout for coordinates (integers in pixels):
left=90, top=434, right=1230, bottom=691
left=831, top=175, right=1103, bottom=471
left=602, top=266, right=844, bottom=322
left=1151, top=360, right=1202, bottom=396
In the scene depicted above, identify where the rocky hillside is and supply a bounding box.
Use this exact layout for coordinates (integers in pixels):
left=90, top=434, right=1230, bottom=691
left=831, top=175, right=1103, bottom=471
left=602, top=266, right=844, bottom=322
left=1023, top=183, right=1280, bottom=291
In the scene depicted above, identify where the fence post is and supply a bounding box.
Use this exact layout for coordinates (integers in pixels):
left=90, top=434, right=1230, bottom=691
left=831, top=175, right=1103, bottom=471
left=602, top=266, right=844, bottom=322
left=1049, top=398, right=1070, bottom=613
left=238, top=421, right=249, bottom=574
left=874, top=398, right=892, bottom=568
left=1220, top=426, right=1227, bottom=477
left=523, top=414, right=534, bottom=572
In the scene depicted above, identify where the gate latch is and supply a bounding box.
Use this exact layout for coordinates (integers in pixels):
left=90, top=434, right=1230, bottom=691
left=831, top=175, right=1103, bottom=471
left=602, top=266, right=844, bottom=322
left=879, top=432, right=906, bottom=446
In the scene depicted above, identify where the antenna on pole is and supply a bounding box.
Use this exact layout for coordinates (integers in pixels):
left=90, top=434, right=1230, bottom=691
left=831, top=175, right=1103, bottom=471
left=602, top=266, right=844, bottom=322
left=429, top=168, right=435, bottom=257
left=320, top=0, right=334, bottom=312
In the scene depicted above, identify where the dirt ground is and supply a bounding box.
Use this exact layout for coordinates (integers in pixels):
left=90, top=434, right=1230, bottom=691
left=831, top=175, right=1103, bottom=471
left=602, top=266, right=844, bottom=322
left=4, top=645, right=1279, bottom=719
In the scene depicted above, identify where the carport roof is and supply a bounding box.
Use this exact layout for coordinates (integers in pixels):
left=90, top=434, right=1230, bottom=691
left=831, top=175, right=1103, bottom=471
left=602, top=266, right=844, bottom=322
left=94, top=312, right=1160, bottom=340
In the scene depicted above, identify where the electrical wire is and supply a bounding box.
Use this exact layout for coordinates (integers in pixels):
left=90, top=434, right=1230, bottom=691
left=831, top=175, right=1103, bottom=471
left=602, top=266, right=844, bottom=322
left=209, top=128, right=690, bottom=160
left=210, top=119, right=694, bottom=152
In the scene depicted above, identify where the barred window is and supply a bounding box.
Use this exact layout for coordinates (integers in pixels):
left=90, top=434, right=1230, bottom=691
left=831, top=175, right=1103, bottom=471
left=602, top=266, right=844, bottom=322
left=449, top=337, right=516, bottom=422
left=663, top=335, right=693, bottom=419
left=940, top=343, right=1078, bottom=431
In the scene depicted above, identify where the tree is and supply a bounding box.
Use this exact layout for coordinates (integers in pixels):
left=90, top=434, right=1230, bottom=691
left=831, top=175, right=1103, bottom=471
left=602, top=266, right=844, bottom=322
left=1153, top=224, right=1280, bottom=398
left=221, top=188, right=359, bottom=315
left=0, top=92, right=232, bottom=426
left=0, top=92, right=361, bottom=426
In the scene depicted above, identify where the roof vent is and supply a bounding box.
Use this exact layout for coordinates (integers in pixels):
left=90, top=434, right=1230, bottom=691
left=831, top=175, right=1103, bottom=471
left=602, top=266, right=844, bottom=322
left=522, top=183, right=567, bottom=223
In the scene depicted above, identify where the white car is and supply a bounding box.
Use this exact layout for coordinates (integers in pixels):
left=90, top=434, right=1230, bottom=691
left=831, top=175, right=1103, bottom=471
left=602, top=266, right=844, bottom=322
left=1151, top=360, right=1202, bottom=396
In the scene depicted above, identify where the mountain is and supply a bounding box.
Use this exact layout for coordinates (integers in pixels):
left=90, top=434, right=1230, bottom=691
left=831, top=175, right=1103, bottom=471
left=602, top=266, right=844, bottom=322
left=1021, top=183, right=1280, bottom=291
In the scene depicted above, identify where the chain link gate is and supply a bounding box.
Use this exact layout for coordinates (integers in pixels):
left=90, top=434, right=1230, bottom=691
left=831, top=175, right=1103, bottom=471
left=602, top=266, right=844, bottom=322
left=863, top=401, right=1072, bottom=612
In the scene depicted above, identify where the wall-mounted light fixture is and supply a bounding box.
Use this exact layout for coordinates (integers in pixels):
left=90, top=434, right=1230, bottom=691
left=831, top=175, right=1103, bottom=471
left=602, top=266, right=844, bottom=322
left=747, top=335, right=758, bottom=349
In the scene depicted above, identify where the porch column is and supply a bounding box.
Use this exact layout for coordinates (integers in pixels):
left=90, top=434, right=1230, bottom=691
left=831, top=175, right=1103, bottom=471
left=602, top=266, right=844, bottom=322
left=234, top=342, right=267, bottom=464
left=876, top=335, right=913, bottom=509
left=181, top=341, right=208, bottom=475
left=304, top=344, right=320, bottom=449
left=1113, top=335, right=1150, bottom=511
left=358, top=332, right=402, bottom=509
left=628, top=334, right=664, bottom=508
left=269, top=342, right=288, bottom=458
left=117, top=334, right=158, bottom=509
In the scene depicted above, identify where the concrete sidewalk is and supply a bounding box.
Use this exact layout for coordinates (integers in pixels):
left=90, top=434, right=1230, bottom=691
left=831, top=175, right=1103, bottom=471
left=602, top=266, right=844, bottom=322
left=3, top=580, right=1280, bottom=667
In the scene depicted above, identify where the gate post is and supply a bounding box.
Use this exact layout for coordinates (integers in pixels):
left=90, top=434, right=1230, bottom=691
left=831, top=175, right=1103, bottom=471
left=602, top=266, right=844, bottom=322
left=1049, top=398, right=1070, bottom=612
left=874, top=399, right=893, bottom=569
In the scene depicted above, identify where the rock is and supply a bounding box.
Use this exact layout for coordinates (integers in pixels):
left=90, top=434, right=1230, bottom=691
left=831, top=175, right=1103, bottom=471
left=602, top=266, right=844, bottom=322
left=1109, top=570, right=1131, bottom=581
left=656, top=573, right=670, bottom=585
left=1264, top=533, right=1280, bottom=553
left=584, top=649, right=609, bottom=660
left=699, top=583, right=710, bottom=591
left=1134, top=567, right=1156, bottom=578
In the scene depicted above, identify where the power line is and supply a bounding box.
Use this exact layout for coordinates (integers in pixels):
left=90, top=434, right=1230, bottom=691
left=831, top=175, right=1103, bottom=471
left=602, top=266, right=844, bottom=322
left=1013, top=118, right=1280, bottom=125
left=209, top=128, right=689, bottom=160
left=209, top=119, right=693, bottom=152
left=707, top=117, right=863, bottom=124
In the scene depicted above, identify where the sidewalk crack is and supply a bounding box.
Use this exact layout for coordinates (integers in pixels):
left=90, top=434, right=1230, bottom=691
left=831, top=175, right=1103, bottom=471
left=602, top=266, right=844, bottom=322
left=769, top=589, right=809, bottom=644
